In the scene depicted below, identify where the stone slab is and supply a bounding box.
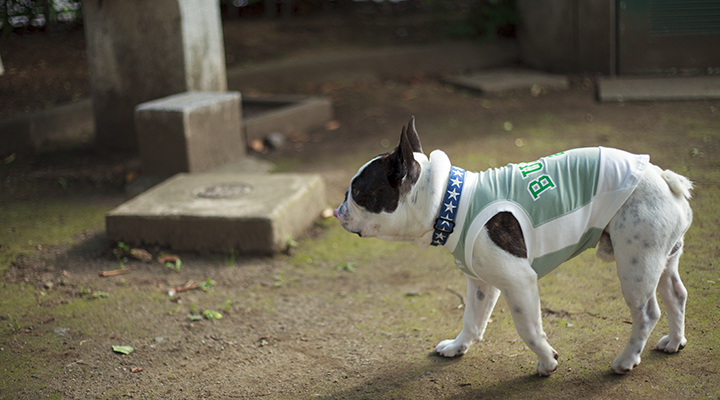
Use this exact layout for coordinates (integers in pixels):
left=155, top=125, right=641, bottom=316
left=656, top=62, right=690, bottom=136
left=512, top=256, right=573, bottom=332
left=125, top=156, right=274, bottom=199
left=446, top=68, right=569, bottom=94
left=243, top=95, right=334, bottom=143
left=0, top=99, right=94, bottom=156
left=135, top=91, right=245, bottom=176
left=106, top=172, right=326, bottom=254
left=597, top=76, right=720, bottom=102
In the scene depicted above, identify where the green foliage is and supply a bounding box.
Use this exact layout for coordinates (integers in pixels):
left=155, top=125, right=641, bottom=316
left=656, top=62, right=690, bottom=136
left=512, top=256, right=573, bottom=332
left=225, top=248, right=236, bottom=267
left=165, top=259, right=182, bottom=273
left=202, top=310, right=222, bottom=320
left=434, top=0, right=517, bottom=39
left=111, top=345, right=134, bottom=355
left=272, top=269, right=286, bottom=288
left=198, top=278, right=217, bottom=292
left=1, top=0, right=82, bottom=37
left=335, top=262, right=356, bottom=272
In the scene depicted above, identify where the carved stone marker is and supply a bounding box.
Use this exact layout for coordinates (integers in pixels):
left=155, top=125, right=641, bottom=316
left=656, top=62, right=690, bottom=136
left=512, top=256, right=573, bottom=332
left=83, top=0, right=227, bottom=150
left=106, top=173, right=327, bottom=254
left=135, top=91, right=245, bottom=176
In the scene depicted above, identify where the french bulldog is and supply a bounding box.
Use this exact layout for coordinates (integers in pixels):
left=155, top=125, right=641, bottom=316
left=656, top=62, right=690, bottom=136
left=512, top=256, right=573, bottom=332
left=334, top=117, right=693, bottom=376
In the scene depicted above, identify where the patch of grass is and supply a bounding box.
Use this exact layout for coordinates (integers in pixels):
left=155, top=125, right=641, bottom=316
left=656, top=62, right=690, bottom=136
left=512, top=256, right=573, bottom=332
left=0, top=199, right=109, bottom=274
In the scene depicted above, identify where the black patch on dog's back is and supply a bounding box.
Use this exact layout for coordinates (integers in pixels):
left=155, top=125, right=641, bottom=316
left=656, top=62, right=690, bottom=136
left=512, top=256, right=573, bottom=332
left=486, top=212, right=527, bottom=259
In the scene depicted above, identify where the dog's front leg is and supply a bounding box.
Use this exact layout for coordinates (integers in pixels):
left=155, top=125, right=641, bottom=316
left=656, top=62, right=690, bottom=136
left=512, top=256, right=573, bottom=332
left=502, top=276, right=559, bottom=376
left=436, top=277, right=500, bottom=357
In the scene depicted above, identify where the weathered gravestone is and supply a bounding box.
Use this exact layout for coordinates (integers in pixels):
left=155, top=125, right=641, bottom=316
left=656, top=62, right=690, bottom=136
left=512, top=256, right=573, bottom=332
left=106, top=172, right=327, bottom=254
left=135, top=91, right=246, bottom=176
left=83, top=0, right=227, bottom=151
left=96, top=0, right=330, bottom=254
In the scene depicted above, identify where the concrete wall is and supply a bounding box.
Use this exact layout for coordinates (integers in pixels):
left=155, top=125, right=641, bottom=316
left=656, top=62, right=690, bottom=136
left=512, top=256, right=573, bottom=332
left=516, top=0, right=614, bottom=75
left=0, top=99, right=94, bottom=155
left=83, top=0, right=227, bottom=151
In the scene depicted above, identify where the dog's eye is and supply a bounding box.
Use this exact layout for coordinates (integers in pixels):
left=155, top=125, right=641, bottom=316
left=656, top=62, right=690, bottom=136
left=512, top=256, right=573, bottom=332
left=352, top=188, right=360, bottom=198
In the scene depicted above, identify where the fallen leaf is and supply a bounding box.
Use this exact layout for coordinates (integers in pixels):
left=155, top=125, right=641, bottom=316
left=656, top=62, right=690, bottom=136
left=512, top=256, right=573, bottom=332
left=249, top=139, right=265, bottom=152
left=131, top=367, right=144, bottom=373
left=125, top=170, right=140, bottom=184
left=401, top=90, right=418, bottom=101
left=99, top=268, right=130, bottom=277
left=130, top=248, right=152, bottom=262
left=112, top=345, right=134, bottom=355
left=157, top=254, right=179, bottom=264
left=203, top=310, right=222, bottom=320
left=174, top=282, right=200, bottom=293
left=324, top=120, right=341, bottom=131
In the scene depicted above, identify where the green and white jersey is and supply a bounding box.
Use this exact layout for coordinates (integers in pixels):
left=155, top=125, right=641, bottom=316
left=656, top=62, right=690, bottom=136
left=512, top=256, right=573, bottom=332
left=446, top=147, right=649, bottom=279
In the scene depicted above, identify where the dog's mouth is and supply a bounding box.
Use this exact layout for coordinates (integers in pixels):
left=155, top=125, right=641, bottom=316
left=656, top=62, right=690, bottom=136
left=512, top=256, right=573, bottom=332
left=334, top=207, right=362, bottom=237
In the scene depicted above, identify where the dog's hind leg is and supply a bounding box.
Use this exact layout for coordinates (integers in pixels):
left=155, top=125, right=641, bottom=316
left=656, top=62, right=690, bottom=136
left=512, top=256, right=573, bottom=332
left=436, top=277, right=500, bottom=357
left=656, top=241, right=688, bottom=353
left=608, top=166, right=692, bottom=374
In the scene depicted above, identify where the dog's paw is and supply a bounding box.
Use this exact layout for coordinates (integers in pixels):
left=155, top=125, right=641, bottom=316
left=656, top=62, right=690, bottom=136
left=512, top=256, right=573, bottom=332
left=536, top=350, right=559, bottom=377
left=611, top=354, right=641, bottom=375
left=435, top=339, right=470, bottom=358
left=656, top=335, right=687, bottom=353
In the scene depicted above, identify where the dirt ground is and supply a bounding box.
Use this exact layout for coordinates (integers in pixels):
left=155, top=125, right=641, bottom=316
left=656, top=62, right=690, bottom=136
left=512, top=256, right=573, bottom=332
left=2, top=10, right=720, bottom=400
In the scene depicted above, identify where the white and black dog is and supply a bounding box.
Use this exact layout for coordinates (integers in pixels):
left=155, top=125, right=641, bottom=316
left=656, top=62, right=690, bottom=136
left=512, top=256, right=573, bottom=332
left=334, top=117, right=693, bottom=376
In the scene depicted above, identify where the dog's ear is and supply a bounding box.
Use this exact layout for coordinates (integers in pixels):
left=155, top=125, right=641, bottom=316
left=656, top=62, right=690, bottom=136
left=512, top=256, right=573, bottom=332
left=387, top=125, right=421, bottom=189
left=406, top=116, right=423, bottom=154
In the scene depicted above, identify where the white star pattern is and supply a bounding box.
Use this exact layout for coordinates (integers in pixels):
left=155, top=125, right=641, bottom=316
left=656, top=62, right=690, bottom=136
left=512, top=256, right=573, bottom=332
left=444, top=201, right=457, bottom=213
left=432, top=167, right=464, bottom=246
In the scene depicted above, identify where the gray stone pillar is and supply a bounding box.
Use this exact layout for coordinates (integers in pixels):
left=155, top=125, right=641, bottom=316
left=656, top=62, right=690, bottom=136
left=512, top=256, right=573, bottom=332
left=516, top=0, right=613, bottom=75
left=83, top=0, right=227, bottom=151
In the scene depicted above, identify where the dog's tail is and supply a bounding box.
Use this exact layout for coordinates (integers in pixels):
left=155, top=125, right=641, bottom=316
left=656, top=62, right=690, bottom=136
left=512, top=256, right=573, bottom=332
left=662, top=170, right=693, bottom=200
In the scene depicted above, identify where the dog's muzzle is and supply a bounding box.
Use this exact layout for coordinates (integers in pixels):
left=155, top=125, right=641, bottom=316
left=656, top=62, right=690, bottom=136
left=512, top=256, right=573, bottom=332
left=335, top=203, right=362, bottom=237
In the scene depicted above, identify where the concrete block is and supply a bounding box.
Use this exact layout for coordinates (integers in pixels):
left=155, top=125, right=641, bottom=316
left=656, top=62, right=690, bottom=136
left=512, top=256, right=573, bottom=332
left=135, top=91, right=245, bottom=176
left=83, top=0, right=227, bottom=151
left=243, top=95, right=334, bottom=143
left=106, top=173, right=327, bottom=254
left=0, top=99, right=94, bottom=155
left=597, top=76, right=720, bottom=102
left=446, top=68, right=568, bottom=94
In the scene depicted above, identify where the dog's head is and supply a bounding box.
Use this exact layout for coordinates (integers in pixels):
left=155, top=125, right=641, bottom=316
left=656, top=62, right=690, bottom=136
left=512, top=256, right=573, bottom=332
left=334, top=117, right=429, bottom=241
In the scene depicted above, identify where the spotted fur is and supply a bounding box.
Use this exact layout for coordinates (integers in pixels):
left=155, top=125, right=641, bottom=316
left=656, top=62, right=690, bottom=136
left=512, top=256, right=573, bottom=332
left=336, top=118, right=693, bottom=376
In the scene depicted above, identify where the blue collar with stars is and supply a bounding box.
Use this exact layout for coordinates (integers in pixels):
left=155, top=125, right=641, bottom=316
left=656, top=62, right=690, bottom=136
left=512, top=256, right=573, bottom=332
left=431, top=166, right=465, bottom=246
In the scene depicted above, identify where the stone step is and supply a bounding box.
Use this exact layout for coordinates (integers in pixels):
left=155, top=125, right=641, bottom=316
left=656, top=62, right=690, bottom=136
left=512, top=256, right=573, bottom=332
left=597, top=75, right=720, bottom=102
left=106, top=172, right=326, bottom=254
left=445, top=68, right=569, bottom=95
